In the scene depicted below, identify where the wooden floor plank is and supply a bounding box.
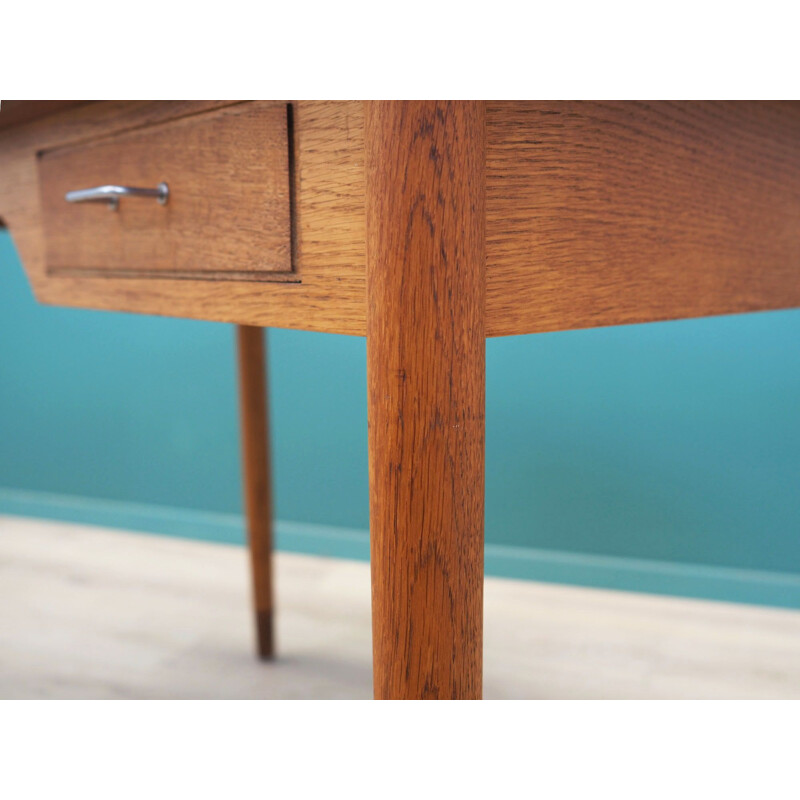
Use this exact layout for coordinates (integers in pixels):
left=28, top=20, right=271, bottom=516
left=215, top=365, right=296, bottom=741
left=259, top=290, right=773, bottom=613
left=1, top=515, right=798, bottom=699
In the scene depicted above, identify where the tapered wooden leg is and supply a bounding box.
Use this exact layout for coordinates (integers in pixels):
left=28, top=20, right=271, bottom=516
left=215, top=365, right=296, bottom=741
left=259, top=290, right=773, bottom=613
left=365, top=101, right=486, bottom=699
left=236, top=325, right=274, bottom=660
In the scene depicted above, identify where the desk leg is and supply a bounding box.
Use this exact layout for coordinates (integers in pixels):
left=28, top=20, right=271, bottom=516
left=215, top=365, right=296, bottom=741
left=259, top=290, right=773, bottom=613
left=365, top=101, right=486, bottom=699
left=237, top=325, right=274, bottom=660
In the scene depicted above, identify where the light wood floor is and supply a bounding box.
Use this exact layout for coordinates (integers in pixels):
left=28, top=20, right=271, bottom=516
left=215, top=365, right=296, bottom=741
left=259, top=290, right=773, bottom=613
left=1, top=515, right=798, bottom=699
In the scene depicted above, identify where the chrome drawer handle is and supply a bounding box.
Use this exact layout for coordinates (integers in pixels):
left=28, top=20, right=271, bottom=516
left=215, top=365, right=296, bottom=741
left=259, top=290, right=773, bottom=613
left=65, top=182, right=169, bottom=210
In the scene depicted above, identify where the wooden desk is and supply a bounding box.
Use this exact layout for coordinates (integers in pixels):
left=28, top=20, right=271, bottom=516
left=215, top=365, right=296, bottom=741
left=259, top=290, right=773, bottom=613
left=2, top=100, right=798, bottom=699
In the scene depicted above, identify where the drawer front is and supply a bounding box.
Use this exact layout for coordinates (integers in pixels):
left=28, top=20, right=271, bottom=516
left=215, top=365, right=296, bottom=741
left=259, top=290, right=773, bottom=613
left=38, top=102, right=292, bottom=279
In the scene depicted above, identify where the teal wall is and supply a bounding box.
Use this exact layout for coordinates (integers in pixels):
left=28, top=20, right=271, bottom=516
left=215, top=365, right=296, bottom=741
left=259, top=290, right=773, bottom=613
left=2, top=229, right=799, bottom=606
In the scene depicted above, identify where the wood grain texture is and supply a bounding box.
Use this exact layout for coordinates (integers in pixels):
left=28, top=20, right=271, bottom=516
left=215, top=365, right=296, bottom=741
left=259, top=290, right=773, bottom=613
left=485, top=101, right=800, bottom=336
left=4, top=101, right=800, bottom=337
left=366, top=101, right=486, bottom=700
left=237, top=326, right=274, bottom=659
left=0, top=101, right=366, bottom=335
left=39, top=102, right=292, bottom=278
left=0, top=101, right=89, bottom=130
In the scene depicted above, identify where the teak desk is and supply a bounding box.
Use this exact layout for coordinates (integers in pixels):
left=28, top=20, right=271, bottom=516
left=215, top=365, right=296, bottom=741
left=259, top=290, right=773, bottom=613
left=1, top=101, right=798, bottom=699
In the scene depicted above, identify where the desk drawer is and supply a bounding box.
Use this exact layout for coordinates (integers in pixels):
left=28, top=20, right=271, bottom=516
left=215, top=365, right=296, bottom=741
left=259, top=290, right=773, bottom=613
left=38, top=102, right=292, bottom=280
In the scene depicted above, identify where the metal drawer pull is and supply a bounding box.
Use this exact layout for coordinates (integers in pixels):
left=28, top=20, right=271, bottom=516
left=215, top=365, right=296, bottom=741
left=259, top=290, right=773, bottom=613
left=65, top=182, right=169, bottom=211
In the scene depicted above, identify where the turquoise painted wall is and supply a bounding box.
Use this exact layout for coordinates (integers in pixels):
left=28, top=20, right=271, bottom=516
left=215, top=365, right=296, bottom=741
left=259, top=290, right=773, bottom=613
left=1, top=229, right=799, bottom=605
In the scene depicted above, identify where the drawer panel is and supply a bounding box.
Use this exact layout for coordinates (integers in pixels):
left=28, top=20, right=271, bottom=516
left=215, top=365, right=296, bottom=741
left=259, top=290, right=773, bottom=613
left=38, top=102, right=292, bottom=279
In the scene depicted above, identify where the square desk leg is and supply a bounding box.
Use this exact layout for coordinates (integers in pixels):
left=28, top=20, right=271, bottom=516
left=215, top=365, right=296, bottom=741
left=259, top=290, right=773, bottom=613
left=237, top=325, right=274, bottom=659
left=365, top=101, right=486, bottom=699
